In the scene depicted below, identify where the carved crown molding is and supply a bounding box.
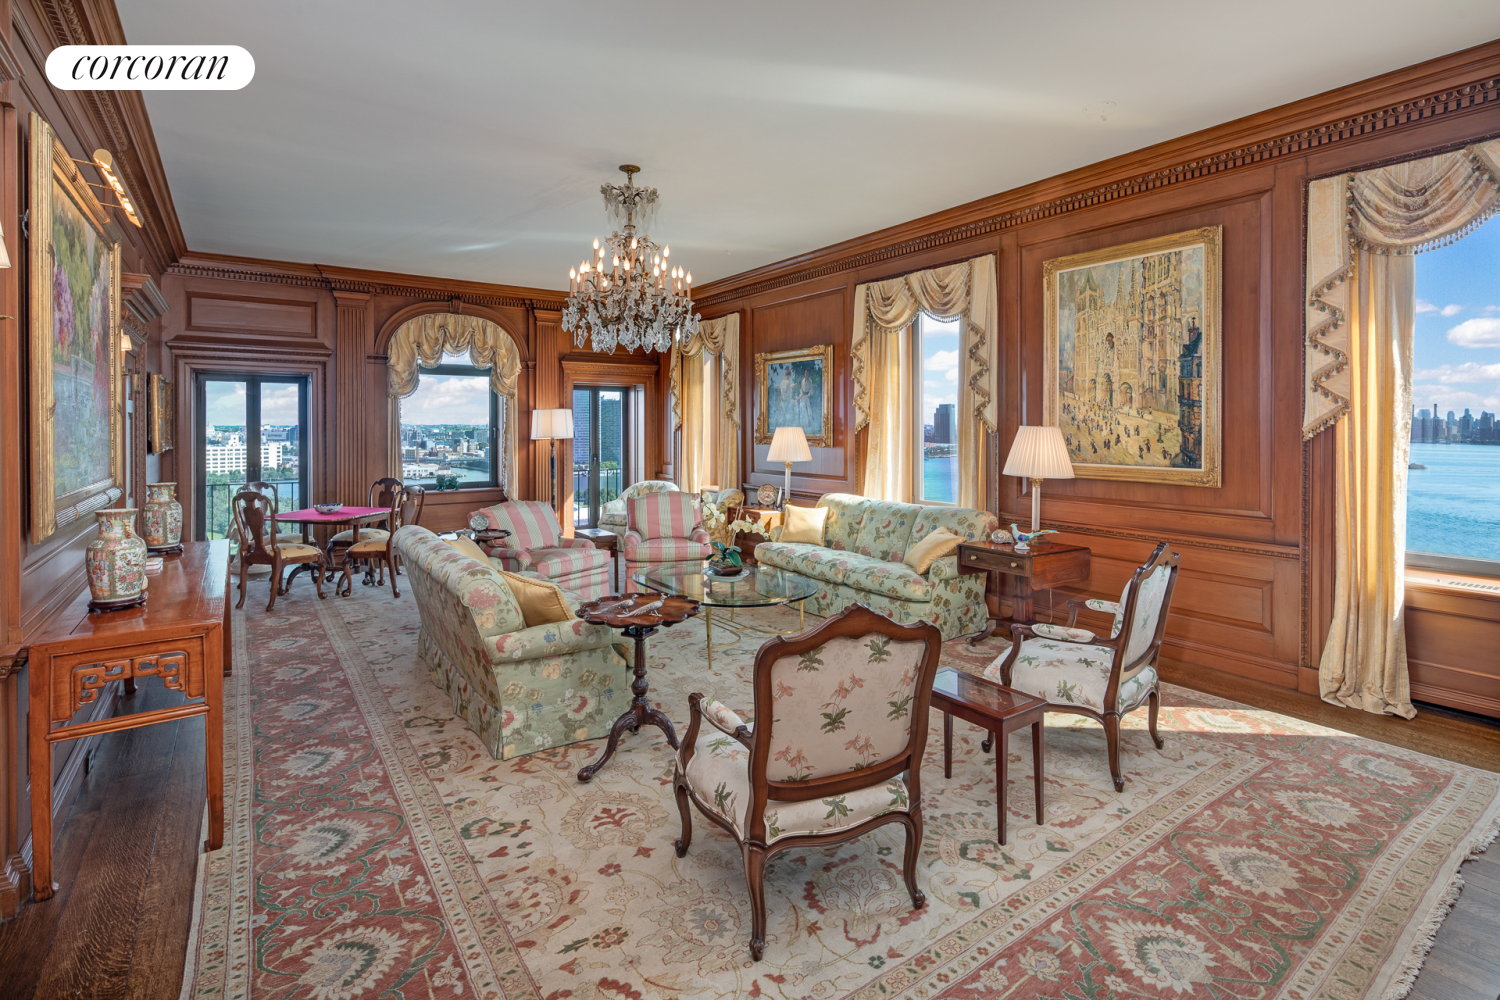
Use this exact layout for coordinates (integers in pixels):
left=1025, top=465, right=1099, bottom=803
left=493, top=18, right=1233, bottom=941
left=121, top=272, right=168, bottom=324
left=695, top=73, right=1500, bottom=307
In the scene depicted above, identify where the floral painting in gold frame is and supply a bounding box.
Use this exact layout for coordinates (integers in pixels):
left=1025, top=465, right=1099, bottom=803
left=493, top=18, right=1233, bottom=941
left=1043, top=226, right=1222, bottom=487
left=754, top=343, right=833, bottom=447
left=28, top=112, right=124, bottom=542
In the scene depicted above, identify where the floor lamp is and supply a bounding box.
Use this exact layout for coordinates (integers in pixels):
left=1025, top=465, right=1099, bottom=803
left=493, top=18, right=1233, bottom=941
left=532, top=408, right=574, bottom=517
left=767, top=426, right=811, bottom=508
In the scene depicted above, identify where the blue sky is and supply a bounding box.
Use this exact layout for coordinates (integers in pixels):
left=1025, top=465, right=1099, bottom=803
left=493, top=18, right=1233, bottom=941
left=1413, top=215, right=1500, bottom=418
left=920, top=313, right=960, bottom=428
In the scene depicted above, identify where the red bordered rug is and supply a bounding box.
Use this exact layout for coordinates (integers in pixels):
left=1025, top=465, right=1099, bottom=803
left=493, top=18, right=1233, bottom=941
left=180, top=581, right=1500, bottom=1000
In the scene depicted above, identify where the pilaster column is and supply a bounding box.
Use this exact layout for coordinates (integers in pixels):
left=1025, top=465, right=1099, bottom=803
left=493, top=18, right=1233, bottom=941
left=333, top=290, right=373, bottom=504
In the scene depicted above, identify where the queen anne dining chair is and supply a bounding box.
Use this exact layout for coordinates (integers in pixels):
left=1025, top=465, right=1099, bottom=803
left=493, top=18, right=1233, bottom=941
left=986, top=542, right=1180, bottom=792
left=241, top=481, right=301, bottom=543
left=327, top=476, right=403, bottom=558
left=341, top=485, right=425, bottom=597
left=231, top=490, right=330, bottom=612
left=674, top=605, right=944, bottom=961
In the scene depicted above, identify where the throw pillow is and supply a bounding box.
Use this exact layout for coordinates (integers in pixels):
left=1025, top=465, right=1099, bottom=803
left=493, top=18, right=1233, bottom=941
left=903, top=527, right=962, bottom=574
left=780, top=504, right=829, bottom=545
left=445, top=534, right=491, bottom=565
left=499, top=570, right=575, bottom=627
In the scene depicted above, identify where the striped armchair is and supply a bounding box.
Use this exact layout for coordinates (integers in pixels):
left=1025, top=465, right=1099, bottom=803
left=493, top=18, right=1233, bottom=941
left=468, top=500, right=612, bottom=600
left=598, top=479, right=680, bottom=539
left=622, top=491, right=713, bottom=592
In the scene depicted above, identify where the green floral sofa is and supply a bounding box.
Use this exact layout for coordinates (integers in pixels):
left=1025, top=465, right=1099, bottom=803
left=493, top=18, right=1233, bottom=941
left=753, top=493, right=996, bottom=640
left=393, top=525, right=630, bottom=760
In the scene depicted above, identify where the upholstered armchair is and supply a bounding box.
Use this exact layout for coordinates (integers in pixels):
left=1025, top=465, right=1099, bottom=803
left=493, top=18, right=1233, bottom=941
left=621, top=491, right=713, bottom=591
left=468, top=499, right=612, bottom=600
left=597, top=479, right=679, bottom=539
left=674, top=605, right=944, bottom=960
left=988, top=542, right=1180, bottom=792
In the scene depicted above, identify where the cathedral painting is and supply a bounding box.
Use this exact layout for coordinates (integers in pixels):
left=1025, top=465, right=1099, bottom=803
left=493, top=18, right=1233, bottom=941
left=1042, top=226, right=1222, bottom=487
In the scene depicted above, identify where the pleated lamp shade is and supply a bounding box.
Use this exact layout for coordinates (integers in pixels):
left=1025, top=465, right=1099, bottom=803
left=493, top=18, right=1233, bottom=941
left=1003, top=426, right=1074, bottom=480
left=767, top=426, right=812, bottom=464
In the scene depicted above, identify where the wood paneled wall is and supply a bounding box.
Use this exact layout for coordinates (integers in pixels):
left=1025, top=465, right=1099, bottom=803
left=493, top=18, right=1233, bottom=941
left=691, top=41, right=1500, bottom=712
left=0, top=0, right=183, bottom=919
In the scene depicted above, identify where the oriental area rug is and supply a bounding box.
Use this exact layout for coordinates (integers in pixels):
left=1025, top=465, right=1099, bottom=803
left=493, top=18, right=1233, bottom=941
left=180, top=578, right=1500, bottom=1000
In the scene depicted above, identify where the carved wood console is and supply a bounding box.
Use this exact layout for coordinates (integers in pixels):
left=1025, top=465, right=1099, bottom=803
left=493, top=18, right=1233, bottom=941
left=24, top=540, right=230, bottom=901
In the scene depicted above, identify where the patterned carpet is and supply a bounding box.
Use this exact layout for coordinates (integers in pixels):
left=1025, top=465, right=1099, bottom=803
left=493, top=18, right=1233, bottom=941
left=180, top=576, right=1500, bottom=1000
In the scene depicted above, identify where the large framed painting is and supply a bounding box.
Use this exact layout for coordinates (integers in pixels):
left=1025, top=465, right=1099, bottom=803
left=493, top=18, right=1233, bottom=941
left=148, top=374, right=174, bottom=454
left=1043, top=226, right=1222, bottom=487
left=754, top=343, right=833, bottom=447
left=28, top=112, right=124, bottom=542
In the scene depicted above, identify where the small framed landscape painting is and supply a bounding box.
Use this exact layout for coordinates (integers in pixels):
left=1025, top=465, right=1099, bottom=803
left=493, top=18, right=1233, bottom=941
left=1043, top=226, right=1222, bottom=487
left=754, top=343, right=833, bottom=447
left=148, top=374, right=174, bottom=454
left=28, top=112, right=124, bottom=543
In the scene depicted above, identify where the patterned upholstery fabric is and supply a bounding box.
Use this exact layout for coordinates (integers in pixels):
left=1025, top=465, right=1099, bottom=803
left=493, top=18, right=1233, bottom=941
left=987, top=639, right=1158, bottom=714
left=627, top=491, right=703, bottom=541
left=755, top=495, right=996, bottom=640
left=469, top=500, right=562, bottom=549
left=1085, top=598, right=1125, bottom=638
left=346, top=538, right=389, bottom=557
left=467, top=501, right=610, bottom=600
left=598, top=480, right=680, bottom=530
left=1124, top=566, right=1172, bottom=663
left=679, top=628, right=926, bottom=844
left=682, top=728, right=909, bottom=843
left=329, top=527, right=390, bottom=543
left=531, top=547, right=609, bottom=578
left=623, top=537, right=715, bottom=562
left=394, top=525, right=628, bottom=759
left=276, top=543, right=324, bottom=560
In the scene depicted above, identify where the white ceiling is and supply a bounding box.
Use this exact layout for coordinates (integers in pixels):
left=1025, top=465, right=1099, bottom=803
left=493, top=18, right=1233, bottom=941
left=118, top=1, right=1500, bottom=290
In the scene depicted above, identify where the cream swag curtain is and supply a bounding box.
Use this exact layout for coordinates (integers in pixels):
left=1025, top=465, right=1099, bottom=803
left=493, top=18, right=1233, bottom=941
left=1303, top=140, right=1500, bottom=720
left=851, top=254, right=998, bottom=508
left=386, top=312, right=522, bottom=490
left=669, top=313, right=740, bottom=494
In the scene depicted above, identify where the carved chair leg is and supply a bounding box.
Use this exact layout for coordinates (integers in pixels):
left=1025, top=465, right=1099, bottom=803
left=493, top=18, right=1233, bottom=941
left=236, top=561, right=247, bottom=609
left=1147, top=689, right=1164, bottom=749
left=313, top=559, right=326, bottom=600
left=743, top=843, right=769, bottom=961
left=673, top=776, right=693, bottom=858
left=267, top=556, right=281, bottom=612
left=902, top=814, right=926, bottom=910
left=1103, top=713, right=1124, bottom=793
left=389, top=558, right=400, bottom=599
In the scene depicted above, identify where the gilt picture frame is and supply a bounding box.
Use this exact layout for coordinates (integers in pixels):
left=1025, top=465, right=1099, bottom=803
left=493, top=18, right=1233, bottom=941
left=148, top=374, right=174, bottom=454
left=28, top=112, right=124, bottom=543
left=1043, top=226, right=1222, bottom=487
left=754, top=343, right=833, bottom=447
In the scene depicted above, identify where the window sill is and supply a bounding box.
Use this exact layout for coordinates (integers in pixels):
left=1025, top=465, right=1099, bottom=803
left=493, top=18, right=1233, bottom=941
left=1405, top=568, right=1500, bottom=601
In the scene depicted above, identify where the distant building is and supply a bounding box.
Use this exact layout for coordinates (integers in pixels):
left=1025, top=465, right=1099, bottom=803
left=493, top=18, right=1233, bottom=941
left=204, top=434, right=285, bottom=475
left=932, top=403, right=955, bottom=445
left=1175, top=326, right=1203, bottom=468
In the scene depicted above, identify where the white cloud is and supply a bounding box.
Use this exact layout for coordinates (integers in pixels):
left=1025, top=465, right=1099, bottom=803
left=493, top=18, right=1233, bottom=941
left=926, top=349, right=960, bottom=383
left=1412, top=383, right=1500, bottom=413
left=1484, top=305, right=1500, bottom=315
left=1413, top=362, right=1500, bottom=384
left=403, top=373, right=491, bottom=424
left=1417, top=300, right=1462, bottom=317
left=1446, top=318, right=1500, bottom=348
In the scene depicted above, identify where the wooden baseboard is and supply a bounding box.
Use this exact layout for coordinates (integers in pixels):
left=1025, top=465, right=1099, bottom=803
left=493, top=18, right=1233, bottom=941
left=0, top=852, right=30, bottom=919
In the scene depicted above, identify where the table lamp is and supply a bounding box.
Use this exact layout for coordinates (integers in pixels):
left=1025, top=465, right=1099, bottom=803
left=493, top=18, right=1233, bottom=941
left=767, top=426, right=811, bottom=509
left=1003, top=425, right=1074, bottom=532
left=531, top=408, right=574, bottom=515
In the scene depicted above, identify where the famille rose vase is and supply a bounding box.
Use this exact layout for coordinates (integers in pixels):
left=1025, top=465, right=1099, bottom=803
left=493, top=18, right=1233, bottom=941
left=143, top=482, right=183, bottom=549
left=86, top=508, right=148, bottom=607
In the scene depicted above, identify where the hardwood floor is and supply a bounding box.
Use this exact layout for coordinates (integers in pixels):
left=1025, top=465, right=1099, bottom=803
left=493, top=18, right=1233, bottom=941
left=0, top=662, right=1494, bottom=999
left=0, top=681, right=203, bottom=1000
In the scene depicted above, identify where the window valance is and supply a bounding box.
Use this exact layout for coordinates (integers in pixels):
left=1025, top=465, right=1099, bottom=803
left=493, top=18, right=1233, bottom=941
left=387, top=312, right=521, bottom=400
left=1303, top=140, right=1500, bottom=439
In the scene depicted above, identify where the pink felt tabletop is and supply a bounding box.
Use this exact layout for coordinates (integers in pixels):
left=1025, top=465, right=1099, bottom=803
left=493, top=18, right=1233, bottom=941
left=277, top=505, right=388, bottom=523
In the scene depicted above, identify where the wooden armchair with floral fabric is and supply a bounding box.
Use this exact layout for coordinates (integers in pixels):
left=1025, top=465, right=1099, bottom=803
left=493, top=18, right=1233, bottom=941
left=674, top=605, right=944, bottom=960
left=987, top=541, right=1180, bottom=792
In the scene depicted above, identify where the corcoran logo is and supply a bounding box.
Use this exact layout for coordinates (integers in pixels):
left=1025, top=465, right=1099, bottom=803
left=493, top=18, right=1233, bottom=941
left=46, top=45, right=254, bottom=90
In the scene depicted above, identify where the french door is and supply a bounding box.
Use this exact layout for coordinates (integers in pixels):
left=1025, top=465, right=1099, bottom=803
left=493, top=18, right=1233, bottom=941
left=571, top=386, right=630, bottom=527
left=193, top=373, right=310, bottom=540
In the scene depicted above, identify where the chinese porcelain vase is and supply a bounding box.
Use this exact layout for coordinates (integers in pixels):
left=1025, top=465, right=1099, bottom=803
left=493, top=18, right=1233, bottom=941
left=86, top=508, right=148, bottom=606
left=143, top=482, right=183, bottom=549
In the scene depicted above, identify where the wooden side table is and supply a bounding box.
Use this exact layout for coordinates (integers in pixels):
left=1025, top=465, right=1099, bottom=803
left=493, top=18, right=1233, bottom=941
left=574, top=592, right=701, bottom=782
left=931, top=667, right=1048, bottom=845
left=728, top=506, right=783, bottom=565
left=26, top=540, right=231, bottom=900
left=957, top=539, right=1090, bottom=645
left=574, top=527, right=620, bottom=591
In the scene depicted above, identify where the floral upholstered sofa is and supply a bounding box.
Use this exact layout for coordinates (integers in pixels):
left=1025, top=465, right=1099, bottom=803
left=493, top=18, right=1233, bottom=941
left=753, top=493, right=996, bottom=640
left=393, top=525, right=629, bottom=760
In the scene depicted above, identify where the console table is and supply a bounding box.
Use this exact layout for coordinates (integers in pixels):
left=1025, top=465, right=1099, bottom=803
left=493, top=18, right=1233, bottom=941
left=26, top=539, right=230, bottom=901
left=957, top=539, right=1090, bottom=645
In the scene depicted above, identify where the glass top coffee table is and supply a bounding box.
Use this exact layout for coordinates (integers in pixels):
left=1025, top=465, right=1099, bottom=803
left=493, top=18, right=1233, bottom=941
left=631, top=563, right=819, bottom=667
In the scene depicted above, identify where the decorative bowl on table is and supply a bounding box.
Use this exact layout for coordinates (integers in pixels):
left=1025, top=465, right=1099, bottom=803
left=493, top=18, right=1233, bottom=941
left=313, top=503, right=344, bottom=514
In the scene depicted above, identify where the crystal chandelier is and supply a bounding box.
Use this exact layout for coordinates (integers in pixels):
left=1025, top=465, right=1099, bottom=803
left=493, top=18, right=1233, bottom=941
left=563, top=165, right=699, bottom=354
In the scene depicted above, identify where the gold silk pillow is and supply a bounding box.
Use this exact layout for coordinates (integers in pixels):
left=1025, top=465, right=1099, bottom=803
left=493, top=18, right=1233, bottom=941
left=445, top=534, right=491, bottom=565
left=902, top=527, right=962, bottom=574
left=779, top=504, right=829, bottom=546
left=499, top=570, right=575, bottom=628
